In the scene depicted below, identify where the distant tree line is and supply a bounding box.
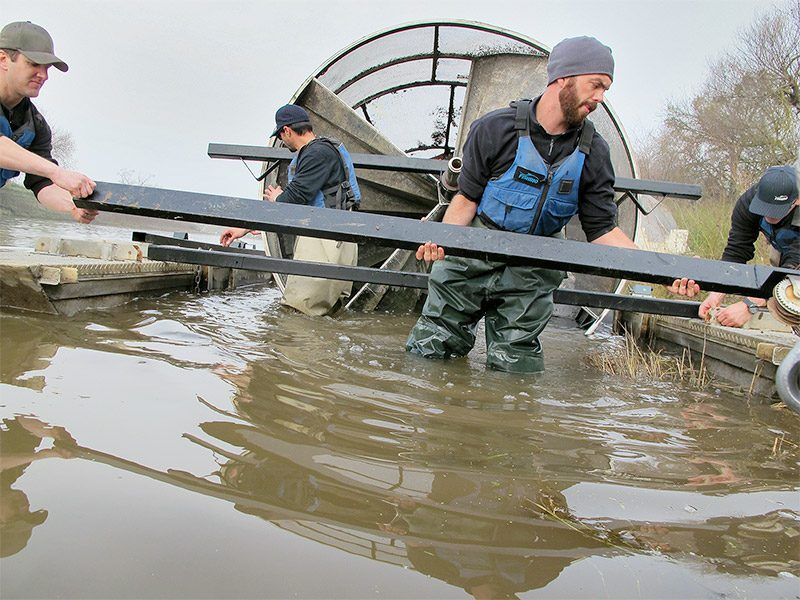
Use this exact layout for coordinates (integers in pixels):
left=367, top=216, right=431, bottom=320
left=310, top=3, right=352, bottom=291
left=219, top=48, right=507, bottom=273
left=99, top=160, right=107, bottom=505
left=637, top=0, right=799, bottom=201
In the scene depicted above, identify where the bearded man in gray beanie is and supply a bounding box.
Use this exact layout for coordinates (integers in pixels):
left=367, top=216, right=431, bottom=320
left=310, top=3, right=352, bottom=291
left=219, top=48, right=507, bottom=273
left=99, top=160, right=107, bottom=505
left=406, top=36, right=698, bottom=373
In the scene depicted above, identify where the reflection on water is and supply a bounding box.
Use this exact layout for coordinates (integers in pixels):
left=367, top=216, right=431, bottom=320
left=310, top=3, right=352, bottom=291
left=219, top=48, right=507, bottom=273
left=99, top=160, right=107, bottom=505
left=0, top=221, right=798, bottom=598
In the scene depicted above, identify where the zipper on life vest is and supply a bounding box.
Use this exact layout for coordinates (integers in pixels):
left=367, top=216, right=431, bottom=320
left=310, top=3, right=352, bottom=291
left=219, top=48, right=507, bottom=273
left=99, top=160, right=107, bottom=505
left=529, top=170, right=554, bottom=235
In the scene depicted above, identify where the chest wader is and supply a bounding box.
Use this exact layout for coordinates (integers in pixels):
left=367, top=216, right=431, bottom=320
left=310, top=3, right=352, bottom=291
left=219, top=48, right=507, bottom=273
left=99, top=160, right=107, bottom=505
left=406, top=101, right=593, bottom=373
left=281, top=138, right=361, bottom=316
left=1, top=107, right=37, bottom=188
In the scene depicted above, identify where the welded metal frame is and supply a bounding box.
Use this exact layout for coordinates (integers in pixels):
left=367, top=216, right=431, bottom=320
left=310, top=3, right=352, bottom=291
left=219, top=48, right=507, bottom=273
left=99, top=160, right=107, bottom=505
left=294, top=22, right=533, bottom=160
left=298, top=21, right=637, bottom=177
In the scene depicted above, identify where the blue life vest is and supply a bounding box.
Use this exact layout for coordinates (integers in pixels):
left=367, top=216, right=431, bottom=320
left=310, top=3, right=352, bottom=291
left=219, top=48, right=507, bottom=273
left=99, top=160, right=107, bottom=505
left=287, top=137, right=361, bottom=210
left=759, top=214, right=799, bottom=256
left=476, top=99, right=594, bottom=236
left=1, top=104, right=37, bottom=188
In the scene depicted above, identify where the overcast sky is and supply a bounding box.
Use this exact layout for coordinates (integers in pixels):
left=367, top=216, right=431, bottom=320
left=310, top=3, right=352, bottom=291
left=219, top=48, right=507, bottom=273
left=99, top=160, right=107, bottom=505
left=7, top=0, right=784, bottom=198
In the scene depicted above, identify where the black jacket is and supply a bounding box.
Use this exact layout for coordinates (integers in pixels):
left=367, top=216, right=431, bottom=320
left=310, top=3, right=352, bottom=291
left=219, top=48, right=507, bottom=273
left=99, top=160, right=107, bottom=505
left=277, top=138, right=346, bottom=206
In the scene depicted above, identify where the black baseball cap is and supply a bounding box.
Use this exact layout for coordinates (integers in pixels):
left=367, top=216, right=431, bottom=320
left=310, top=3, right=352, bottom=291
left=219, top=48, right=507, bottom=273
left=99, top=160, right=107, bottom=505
left=750, top=166, right=799, bottom=219
left=271, top=104, right=311, bottom=137
left=0, top=22, right=68, bottom=72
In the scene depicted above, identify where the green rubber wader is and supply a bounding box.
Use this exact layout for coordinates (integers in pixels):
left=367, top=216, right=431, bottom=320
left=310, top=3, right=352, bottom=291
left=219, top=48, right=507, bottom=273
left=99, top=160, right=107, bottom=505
left=406, top=219, right=565, bottom=373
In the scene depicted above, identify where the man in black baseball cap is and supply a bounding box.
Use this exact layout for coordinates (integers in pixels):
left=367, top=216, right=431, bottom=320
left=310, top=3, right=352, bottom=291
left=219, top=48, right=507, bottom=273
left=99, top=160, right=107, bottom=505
left=270, top=104, right=312, bottom=138
left=0, top=21, right=97, bottom=223
left=749, top=165, right=799, bottom=220
left=699, top=165, right=799, bottom=327
left=220, top=104, right=363, bottom=315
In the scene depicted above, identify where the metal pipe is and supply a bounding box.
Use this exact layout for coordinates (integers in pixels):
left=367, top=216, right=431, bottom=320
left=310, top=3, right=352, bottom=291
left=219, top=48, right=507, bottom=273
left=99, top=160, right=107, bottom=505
left=775, top=341, right=800, bottom=415
left=437, top=156, right=462, bottom=203
left=440, top=157, right=462, bottom=192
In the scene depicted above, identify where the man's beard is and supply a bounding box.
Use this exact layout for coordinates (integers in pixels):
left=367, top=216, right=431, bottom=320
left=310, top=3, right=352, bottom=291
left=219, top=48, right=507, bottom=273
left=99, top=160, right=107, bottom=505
left=559, top=81, right=596, bottom=128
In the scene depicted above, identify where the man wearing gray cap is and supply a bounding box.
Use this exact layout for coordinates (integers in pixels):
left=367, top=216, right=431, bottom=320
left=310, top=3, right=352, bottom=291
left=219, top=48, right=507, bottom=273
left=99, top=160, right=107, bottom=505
left=699, top=165, right=799, bottom=327
left=0, top=21, right=97, bottom=223
left=406, top=36, right=698, bottom=373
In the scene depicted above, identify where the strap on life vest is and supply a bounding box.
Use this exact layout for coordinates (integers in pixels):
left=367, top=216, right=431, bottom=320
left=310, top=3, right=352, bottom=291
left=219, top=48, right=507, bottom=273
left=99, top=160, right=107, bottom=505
left=511, top=98, right=594, bottom=156
left=512, top=99, right=531, bottom=137
left=312, top=137, right=359, bottom=211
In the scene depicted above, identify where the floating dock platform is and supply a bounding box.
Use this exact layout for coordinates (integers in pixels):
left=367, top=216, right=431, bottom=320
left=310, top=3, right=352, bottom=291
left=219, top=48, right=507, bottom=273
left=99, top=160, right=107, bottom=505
left=0, top=236, right=272, bottom=316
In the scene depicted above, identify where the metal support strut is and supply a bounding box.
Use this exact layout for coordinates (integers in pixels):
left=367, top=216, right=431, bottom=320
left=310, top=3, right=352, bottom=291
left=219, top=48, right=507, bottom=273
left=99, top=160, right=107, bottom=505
left=207, top=143, right=703, bottom=200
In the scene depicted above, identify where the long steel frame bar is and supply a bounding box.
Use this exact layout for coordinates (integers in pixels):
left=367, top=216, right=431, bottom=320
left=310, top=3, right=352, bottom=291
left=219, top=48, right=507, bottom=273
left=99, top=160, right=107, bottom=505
left=146, top=245, right=702, bottom=318
left=75, top=182, right=795, bottom=298
left=207, top=143, right=702, bottom=200
left=131, top=231, right=265, bottom=256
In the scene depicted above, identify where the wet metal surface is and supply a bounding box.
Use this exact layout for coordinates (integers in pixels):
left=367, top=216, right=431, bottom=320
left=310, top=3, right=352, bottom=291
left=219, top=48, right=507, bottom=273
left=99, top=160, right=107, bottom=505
left=1, top=221, right=799, bottom=598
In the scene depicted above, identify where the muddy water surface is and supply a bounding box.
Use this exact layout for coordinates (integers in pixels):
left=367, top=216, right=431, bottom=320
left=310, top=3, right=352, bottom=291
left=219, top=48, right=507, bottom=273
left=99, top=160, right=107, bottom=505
left=1, top=220, right=798, bottom=598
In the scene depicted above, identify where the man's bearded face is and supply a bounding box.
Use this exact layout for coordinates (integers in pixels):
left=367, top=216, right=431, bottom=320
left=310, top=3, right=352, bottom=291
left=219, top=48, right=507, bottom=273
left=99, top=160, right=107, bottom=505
left=559, top=78, right=598, bottom=128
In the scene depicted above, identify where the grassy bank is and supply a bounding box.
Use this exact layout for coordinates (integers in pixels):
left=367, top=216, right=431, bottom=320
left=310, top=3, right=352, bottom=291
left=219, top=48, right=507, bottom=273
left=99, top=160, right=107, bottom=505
left=664, top=196, right=770, bottom=263
left=0, top=182, right=71, bottom=222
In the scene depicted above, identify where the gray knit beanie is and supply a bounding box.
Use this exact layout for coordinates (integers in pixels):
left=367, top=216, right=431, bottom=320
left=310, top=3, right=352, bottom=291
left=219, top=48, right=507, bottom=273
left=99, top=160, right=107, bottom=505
left=546, top=36, right=614, bottom=85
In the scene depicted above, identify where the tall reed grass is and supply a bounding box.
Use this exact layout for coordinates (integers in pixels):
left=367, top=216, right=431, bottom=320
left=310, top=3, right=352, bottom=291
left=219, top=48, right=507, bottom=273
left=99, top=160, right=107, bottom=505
left=585, top=333, right=714, bottom=390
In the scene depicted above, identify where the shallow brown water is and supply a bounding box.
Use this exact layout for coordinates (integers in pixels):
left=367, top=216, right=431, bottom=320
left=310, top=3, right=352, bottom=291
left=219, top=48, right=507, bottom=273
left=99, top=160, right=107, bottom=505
left=1, top=221, right=798, bottom=598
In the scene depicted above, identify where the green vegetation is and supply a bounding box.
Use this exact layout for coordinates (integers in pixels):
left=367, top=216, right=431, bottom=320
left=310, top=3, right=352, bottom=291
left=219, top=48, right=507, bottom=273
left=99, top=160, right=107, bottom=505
left=638, top=1, right=798, bottom=198
left=664, top=197, right=770, bottom=263
left=0, top=182, right=70, bottom=222
left=638, top=0, right=798, bottom=264
left=585, top=333, right=715, bottom=390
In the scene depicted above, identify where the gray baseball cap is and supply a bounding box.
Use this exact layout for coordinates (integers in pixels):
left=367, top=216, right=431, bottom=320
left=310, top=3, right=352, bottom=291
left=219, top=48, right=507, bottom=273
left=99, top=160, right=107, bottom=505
left=0, top=22, right=68, bottom=72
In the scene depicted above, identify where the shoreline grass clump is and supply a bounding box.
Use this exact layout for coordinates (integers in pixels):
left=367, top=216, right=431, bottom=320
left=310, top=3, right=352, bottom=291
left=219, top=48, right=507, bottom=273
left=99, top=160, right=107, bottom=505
left=585, top=332, right=713, bottom=390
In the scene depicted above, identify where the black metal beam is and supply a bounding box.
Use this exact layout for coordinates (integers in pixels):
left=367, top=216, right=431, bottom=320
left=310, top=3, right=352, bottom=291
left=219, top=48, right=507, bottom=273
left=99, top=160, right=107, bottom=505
left=146, top=245, right=702, bottom=318
left=132, top=231, right=265, bottom=256
left=75, top=182, right=796, bottom=298
left=209, top=143, right=445, bottom=175
left=148, top=245, right=428, bottom=289
left=207, top=143, right=702, bottom=200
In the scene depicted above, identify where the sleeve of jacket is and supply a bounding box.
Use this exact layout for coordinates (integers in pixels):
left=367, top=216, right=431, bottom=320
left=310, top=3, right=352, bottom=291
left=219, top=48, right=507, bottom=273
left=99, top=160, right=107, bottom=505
left=23, top=108, right=57, bottom=199
left=779, top=220, right=800, bottom=269
left=577, top=133, right=617, bottom=242
left=277, top=142, right=339, bottom=205
left=720, top=186, right=760, bottom=264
